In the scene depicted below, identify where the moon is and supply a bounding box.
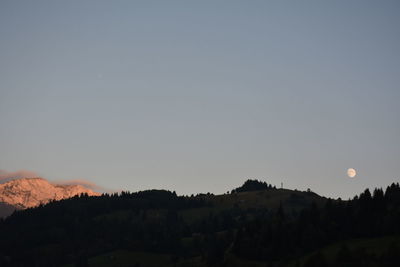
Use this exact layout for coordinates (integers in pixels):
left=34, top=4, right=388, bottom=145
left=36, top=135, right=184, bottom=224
left=347, top=168, right=357, bottom=178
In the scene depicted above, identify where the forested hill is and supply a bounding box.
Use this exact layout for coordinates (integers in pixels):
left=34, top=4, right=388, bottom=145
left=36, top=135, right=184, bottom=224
left=0, top=180, right=400, bottom=267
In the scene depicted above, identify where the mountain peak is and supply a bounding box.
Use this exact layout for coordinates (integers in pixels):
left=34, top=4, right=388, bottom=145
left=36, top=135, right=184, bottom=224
left=0, top=177, right=100, bottom=210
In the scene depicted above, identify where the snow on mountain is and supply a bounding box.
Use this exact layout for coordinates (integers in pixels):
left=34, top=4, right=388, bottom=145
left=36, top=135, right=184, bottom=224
left=0, top=177, right=100, bottom=210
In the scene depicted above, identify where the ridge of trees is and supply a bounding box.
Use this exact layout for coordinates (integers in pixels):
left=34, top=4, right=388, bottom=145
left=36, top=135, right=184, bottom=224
left=233, top=183, right=400, bottom=264
left=231, top=179, right=276, bottom=193
left=0, top=181, right=399, bottom=266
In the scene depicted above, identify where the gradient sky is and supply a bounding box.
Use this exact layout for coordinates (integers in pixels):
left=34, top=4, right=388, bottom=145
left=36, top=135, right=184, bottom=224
left=1, top=0, right=399, bottom=199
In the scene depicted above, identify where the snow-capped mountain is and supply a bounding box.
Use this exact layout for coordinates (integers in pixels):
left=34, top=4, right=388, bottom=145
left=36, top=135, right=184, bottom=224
left=0, top=177, right=100, bottom=214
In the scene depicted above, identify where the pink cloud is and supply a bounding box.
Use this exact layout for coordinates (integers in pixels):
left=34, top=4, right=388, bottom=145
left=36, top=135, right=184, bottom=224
left=0, top=169, right=39, bottom=183
left=0, top=169, right=111, bottom=193
left=56, top=179, right=105, bottom=192
left=55, top=179, right=100, bottom=190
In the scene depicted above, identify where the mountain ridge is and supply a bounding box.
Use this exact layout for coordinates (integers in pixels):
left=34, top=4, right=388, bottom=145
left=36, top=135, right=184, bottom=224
left=1, top=181, right=399, bottom=267
left=0, top=177, right=100, bottom=216
left=0, top=180, right=399, bottom=266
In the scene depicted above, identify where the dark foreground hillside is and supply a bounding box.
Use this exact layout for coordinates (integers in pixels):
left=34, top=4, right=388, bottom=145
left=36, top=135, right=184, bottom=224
left=0, top=180, right=399, bottom=267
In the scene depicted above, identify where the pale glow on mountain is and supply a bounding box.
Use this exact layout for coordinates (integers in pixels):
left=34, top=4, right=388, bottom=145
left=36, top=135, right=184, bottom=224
left=0, top=177, right=100, bottom=209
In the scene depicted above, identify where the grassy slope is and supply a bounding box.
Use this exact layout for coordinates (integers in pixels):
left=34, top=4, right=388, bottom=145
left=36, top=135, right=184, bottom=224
left=65, top=235, right=400, bottom=267
left=181, top=189, right=324, bottom=224
left=286, top=235, right=400, bottom=267
left=90, top=189, right=324, bottom=227
left=73, top=189, right=326, bottom=267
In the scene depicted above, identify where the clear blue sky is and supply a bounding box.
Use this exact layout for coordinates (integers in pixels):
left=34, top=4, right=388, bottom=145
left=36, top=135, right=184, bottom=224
left=1, top=0, right=399, bottom=199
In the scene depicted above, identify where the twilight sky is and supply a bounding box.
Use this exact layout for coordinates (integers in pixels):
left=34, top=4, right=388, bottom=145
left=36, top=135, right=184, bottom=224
left=1, top=0, right=399, bottom=199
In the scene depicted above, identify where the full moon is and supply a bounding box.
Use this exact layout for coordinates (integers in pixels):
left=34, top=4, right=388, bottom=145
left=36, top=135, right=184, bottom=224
left=347, top=168, right=357, bottom=178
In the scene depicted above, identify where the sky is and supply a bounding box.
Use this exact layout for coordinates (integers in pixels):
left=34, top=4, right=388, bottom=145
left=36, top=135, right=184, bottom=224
left=0, top=0, right=399, bottom=199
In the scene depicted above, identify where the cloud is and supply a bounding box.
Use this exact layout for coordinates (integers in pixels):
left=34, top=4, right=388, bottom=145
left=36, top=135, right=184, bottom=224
left=0, top=169, right=110, bottom=193
left=55, top=179, right=108, bottom=193
left=0, top=169, right=39, bottom=183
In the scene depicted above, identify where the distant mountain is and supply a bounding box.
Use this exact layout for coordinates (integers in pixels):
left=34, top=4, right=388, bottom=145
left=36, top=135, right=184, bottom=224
left=0, top=202, right=16, bottom=218
left=0, top=177, right=100, bottom=217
